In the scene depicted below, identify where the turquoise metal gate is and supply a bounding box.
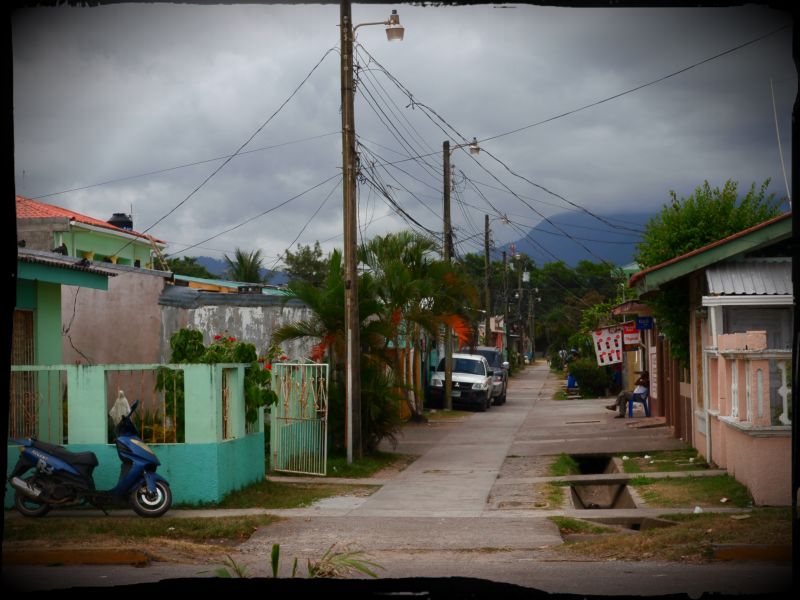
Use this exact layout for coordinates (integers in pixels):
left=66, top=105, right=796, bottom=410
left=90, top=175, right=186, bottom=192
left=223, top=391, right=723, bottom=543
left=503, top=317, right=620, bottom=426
left=270, top=362, right=329, bottom=475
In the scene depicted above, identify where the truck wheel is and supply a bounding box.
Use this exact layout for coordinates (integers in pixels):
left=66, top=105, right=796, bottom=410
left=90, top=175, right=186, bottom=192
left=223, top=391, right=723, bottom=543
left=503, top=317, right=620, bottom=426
left=130, top=481, right=172, bottom=518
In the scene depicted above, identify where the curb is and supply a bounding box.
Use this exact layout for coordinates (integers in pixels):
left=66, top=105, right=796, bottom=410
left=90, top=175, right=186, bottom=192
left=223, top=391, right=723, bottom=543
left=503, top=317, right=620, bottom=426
left=2, top=548, right=151, bottom=567
left=712, top=544, right=792, bottom=561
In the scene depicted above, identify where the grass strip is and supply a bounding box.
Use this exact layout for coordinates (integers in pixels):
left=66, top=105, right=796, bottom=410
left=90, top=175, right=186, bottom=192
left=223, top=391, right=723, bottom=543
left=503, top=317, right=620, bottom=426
left=628, top=474, right=752, bottom=508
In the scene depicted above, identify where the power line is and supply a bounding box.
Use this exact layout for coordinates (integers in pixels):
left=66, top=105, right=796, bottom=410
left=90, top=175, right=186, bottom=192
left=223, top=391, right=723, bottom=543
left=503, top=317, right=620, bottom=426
left=357, top=141, right=441, bottom=220
left=480, top=24, right=790, bottom=144
left=28, top=132, right=339, bottom=200
left=140, top=46, right=338, bottom=237
left=357, top=47, right=439, bottom=158
left=358, top=28, right=789, bottom=237
left=355, top=47, right=621, bottom=256
left=269, top=176, right=342, bottom=274
left=113, top=45, right=338, bottom=261
left=358, top=165, right=441, bottom=239
left=478, top=148, right=644, bottom=234
left=168, top=172, right=342, bottom=257
left=503, top=216, right=640, bottom=245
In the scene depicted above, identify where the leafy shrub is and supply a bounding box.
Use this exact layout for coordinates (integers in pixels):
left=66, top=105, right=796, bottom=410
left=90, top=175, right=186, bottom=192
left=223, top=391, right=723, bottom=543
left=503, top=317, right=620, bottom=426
left=567, top=357, right=612, bottom=397
left=157, top=328, right=279, bottom=441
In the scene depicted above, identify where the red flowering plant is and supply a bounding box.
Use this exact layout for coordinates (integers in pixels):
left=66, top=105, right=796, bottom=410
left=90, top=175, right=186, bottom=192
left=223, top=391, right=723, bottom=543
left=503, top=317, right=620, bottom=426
left=256, top=344, right=287, bottom=372
left=158, top=329, right=279, bottom=429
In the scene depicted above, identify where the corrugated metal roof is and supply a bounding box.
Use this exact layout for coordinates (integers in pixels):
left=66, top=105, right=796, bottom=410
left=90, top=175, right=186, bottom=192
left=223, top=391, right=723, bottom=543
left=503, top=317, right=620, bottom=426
left=173, top=274, right=290, bottom=296
left=706, top=259, right=792, bottom=295
left=159, top=285, right=302, bottom=309
left=17, top=248, right=117, bottom=277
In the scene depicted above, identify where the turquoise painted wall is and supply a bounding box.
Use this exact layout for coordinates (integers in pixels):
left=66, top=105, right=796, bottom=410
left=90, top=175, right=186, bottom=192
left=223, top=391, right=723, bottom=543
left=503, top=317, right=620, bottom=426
left=35, top=283, right=62, bottom=366
left=6, top=363, right=265, bottom=509
left=5, top=432, right=265, bottom=508
left=65, top=228, right=153, bottom=268
left=35, top=284, right=64, bottom=442
left=16, top=279, right=36, bottom=310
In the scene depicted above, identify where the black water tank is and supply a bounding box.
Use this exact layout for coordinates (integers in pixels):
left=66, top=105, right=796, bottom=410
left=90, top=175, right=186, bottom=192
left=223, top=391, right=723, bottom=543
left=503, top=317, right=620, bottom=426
left=108, top=213, right=133, bottom=230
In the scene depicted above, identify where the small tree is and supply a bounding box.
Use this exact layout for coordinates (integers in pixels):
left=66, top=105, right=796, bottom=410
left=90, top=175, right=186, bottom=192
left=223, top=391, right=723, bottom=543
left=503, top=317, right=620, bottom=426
left=165, top=256, right=215, bottom=279
left=284, top=241, right=328, bottom=287
left=635, top=179, right=782, bottom=268
left=634, top=179, right=783, bottom=365
left=156, top=329, right=278, bottom=441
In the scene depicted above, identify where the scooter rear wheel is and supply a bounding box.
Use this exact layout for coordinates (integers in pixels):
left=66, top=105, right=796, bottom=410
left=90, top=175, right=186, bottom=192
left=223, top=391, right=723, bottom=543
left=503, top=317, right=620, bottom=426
left=14, top=478, right=51, bottom=517
left=130, top=480, right=172, bottom=518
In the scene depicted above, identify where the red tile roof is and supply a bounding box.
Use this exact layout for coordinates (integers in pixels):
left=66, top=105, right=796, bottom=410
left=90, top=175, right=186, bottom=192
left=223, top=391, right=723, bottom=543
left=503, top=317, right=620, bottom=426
left=16, top=196, right=165, bottom=244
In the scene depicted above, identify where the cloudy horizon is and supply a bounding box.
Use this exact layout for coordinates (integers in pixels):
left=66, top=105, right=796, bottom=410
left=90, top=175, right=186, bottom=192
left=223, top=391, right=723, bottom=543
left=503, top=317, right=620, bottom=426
left=12, top=2, right=795, bottom=269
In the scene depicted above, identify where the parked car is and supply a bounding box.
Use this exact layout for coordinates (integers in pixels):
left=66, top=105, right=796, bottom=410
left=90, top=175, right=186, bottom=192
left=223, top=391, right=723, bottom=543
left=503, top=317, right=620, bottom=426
left=461, top=346, right=508, bottom=405
left=428, top=353, right=493, bottom=411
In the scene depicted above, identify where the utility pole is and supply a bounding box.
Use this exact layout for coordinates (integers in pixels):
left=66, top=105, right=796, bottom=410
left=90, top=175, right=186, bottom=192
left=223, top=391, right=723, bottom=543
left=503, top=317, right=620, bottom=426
left=528, top=297, right=533, bottom=360
left=340, top=0, right=361, bottom=460
left=530, top=287, right=539, bottom=362
left=484, top=214, right=491, bottom=346
left=517, top=258, right=523, bottom=361
left=442, top=140, right=453, bottom=410
left=503, top=250, right=508, bottom=362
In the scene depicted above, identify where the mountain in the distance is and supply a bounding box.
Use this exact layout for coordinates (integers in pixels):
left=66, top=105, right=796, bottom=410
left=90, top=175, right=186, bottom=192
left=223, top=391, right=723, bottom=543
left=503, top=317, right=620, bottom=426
left=194, top=256, right=289, bottom=286
left=507, top=210, right=653, bottom=267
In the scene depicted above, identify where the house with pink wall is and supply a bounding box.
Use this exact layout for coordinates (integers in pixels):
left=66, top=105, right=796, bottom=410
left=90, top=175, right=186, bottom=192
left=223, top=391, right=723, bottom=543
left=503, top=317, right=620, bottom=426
left=630, top=213, right=792, bottom=506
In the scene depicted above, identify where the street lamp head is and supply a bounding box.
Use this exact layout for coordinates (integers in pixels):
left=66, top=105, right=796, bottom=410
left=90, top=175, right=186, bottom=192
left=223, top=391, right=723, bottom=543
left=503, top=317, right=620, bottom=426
left=385, top=10, right=404, bottom=41
left=468, top=137, right=480, bottom=155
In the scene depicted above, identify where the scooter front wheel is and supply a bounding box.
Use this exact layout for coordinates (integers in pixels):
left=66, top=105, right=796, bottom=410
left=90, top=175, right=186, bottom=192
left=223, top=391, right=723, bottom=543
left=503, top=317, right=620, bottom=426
left=130, top=480, right=172, bottom=518
left=14, top=478, right=51, bottom=518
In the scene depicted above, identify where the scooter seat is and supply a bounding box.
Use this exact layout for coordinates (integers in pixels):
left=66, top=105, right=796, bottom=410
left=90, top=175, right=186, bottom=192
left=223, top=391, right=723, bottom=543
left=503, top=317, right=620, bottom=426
left=31, top=439, right=99, bottom=467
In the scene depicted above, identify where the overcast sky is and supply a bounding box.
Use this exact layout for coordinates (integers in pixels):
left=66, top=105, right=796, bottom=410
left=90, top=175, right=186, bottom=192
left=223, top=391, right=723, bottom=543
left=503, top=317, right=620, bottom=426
left=12, top=2, right=796, bottom=269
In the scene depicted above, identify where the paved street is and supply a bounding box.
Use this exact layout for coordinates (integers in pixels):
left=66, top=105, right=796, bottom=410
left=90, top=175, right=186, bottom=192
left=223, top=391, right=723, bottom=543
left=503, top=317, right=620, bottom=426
left=2, top=363, right=793, bottom=596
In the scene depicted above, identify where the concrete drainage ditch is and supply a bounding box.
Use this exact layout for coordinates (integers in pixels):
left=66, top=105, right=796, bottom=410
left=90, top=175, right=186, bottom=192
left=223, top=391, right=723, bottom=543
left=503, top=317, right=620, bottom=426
left=566, top=453, right=676, bottom=532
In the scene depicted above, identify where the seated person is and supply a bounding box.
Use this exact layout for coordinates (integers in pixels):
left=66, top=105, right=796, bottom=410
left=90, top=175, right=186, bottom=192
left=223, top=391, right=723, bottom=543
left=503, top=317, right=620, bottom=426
left=606, top=370, right=649, bottom=418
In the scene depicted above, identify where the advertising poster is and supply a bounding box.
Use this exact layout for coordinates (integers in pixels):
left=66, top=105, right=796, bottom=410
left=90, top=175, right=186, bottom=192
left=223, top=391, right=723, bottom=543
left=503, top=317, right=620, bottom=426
left=592, top=326, right=623, bottom=366
left=622, top=321, right=640, bottom=346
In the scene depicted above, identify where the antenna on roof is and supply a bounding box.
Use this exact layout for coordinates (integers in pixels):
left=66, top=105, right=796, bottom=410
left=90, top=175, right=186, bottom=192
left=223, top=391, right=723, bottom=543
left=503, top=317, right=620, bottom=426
left=770, top=78, right=791, bottom=208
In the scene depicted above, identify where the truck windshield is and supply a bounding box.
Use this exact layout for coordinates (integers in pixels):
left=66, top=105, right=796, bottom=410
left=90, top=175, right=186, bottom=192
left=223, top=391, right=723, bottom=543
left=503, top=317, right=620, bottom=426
left=437, top=358, right=485, bottom=375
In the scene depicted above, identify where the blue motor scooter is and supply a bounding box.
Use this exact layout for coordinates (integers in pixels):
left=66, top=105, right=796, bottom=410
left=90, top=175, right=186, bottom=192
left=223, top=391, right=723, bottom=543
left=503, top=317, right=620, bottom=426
left=8, top=399, right=172, bottom=518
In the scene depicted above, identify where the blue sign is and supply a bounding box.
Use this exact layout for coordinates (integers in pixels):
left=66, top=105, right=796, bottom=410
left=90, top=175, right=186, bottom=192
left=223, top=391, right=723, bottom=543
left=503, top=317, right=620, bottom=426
left=636, top=316, right=653, bottom=330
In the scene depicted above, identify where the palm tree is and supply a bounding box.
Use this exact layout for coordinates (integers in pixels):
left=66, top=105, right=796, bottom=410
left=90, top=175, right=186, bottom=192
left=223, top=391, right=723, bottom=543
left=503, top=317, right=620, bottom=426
left=224, top=248, right=266, bottom=283
left=272, top=251, right=395, bottom=452
left=359, top=231, right=477, bottom=420
left=273, top=232, right=477, bottom=447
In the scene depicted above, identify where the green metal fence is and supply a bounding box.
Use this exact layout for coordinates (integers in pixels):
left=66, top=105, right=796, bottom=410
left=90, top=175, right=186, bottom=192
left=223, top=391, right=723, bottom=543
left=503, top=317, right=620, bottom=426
left=270, top=362, right=329, bottom=475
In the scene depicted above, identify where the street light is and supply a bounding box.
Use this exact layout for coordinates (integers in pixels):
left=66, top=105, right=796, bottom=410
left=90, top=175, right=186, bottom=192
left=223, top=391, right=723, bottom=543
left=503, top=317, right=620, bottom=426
left=353, top=9, right=405, bottom=41
left=340, top=2, right=403, bottom=463
left=442, top=137, right=480, bottom=410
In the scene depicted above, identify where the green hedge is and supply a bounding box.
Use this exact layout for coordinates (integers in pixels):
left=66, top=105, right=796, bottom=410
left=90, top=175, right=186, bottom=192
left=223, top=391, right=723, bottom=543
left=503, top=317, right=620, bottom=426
left=568, top=358, right=612, bottom=398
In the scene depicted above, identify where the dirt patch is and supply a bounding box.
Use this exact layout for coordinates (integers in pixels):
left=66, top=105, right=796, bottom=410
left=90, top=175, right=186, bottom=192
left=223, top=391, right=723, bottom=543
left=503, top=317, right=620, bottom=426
left=497, top=455, right=554, bottom=479
left=487, top=482, right=560, bottom=510
left=551, top=509, right=791, bottom=564
left=1, top=537, right=234, bottom=565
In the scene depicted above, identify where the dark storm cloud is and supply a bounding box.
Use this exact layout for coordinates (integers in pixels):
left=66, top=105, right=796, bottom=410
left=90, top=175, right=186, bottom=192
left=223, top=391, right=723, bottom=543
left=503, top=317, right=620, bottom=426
left=12, top=2, right=795, bottom=267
